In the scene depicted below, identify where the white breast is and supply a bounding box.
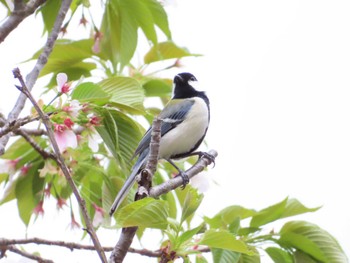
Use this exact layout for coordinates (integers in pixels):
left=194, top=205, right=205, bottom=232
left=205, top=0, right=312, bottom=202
left=159, top=97, right=209, bottom=159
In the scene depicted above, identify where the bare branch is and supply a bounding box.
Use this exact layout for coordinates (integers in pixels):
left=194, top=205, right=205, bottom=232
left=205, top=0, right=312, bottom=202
left=3, top=245, right=53, bottom=263
left=14, top=129, right=55, bottom=159
left=0, top=0, right=71, bottom=155
left=12, top=68, right=107, bottom=263
left=0, top=0, right=46, bottom=44
left=109, top=117, right=162, bottom=263
left=0, top=237, right=170, bottom=257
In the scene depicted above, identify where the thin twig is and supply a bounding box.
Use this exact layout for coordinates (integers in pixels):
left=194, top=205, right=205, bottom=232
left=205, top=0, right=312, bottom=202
left=14, top=129, right=55, bottom=159
left=0, top=0, right=46, bottom=43
left=0, top=0, right=70, bottom=155
left=4, top=245, right=53, bottom=263
left=0, top=238, right=164, bottom=257
left=109, top=118, right=162, bottom=263
left=12, top=68, right=107, bottom=263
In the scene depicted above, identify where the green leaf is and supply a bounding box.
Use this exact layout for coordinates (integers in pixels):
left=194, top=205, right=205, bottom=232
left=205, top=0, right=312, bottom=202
left=2, top=137, right=45, bottom=167
left=144, top=0, right=171, bottom=39
left=195, top=254, right=209, bottom=263
left=177, top=223, right=205, bottom=249
left=99, top=77, right=145, bottom=113
left=265, top=247, right=293, bottom=263
left=30, top=39, right=95, bottom=79
left=0, top=178, right=17, bottom=205
left=206, top=205, right=256, bottom=229
left=39, top=0, right=61, bottom=34
left=15, top=162, right=43, bottom=226
left=279, top=221, right=348, bottom=263
left=199, top=229, right=253, bottom=255
left=250, top=198, right=288, bottom=228
left=123, top=0, right=157, bottom=45
left=114, top=198, right=169, bottom=229
left=250, top=198, right=320, bottom=228
left=95, top=108, right=119, bottom=160
left=293, top=250, right=319, bottom=263
left=144, top=41, right=201, bottom=64
left=71, top=82, right=111, bottom=104
left=100, top=0, right=138, bottom=69
left=181, top=187, right=203, bottom=224
left=143, top=78, right=172, bottom=97
left=212, top=248, right=240, bottom=263
left=281, top=198, right=320, bottom=218
left=108, top=109, right=143, bottom=164
left=239, top=247, right=260, bottom=263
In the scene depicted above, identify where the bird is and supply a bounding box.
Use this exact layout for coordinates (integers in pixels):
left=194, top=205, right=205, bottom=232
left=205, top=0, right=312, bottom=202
left=109, top=72, right=212, bottom=216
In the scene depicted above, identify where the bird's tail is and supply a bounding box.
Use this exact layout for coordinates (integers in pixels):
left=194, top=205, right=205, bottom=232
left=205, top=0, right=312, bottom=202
left=109, top=152, right=148, bottom=216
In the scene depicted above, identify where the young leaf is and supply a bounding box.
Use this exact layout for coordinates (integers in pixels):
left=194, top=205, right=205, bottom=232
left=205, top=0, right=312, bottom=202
left=71, top=82, right=111, bottom=104
left=144, top=41, right=201, bottom=64
left=181, top=187, right=203, bottom=224
left=250, top=198, right=288, bottom=228
left=265, top=247, right=293, bottom=263
left=143, top=78, right=172, bottom=97
left=211, top=248, right=240, bottom=263
left=99, top=77, right=145, bottom=113
left=206, top=205, right=256, bottom=229
left=15, top=162, right=43, bottom=226
left=95, top=108, right=119, bottom=160
left=114, top=197, right=169, bottom=229
left=279, top=220, right=348, bottom=263
left=199, top=229, right=253, bottom=255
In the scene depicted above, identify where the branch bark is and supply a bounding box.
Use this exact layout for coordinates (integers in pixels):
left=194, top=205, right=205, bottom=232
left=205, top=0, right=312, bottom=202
left=0, top=0, right=70, bottom=155
left=2, top=245, right=53, bottom=263
left=0, top=0, right=46, bottom=44
left=109, top=118, right=162, bottom=263
left=12, top=68, right=107, bottom=263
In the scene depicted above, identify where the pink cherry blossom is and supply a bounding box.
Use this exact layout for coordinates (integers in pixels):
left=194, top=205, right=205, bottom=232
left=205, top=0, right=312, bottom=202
left=54, top=124, right=77, bottom=153
left=0, top=159, right=19, bottom=176
left=63, top=117, right=74, bottom=129
left=92, top=31, right=103, bottom=54
left=33, top=200, right=44, bottom=216
left=56, top=73, right=71, bottom=94
left=62, top=100, right=81, bottom=118
left=57, top=198, right=67, bottom=210
left=92, top=203, right=104, bottom=227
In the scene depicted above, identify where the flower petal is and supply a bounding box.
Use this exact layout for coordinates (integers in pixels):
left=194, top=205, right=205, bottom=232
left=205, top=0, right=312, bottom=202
left=56, top=73, right=68, bottom=89
left=54, top=129, right=77, bottom=152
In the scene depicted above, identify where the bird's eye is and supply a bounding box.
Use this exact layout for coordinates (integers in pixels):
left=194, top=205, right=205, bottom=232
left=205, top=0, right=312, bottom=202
left=190, top=77, right=196, bottom=81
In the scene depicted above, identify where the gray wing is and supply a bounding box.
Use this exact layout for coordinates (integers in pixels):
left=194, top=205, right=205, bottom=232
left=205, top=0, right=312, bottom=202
left=131, top=99, right=195, bottom=160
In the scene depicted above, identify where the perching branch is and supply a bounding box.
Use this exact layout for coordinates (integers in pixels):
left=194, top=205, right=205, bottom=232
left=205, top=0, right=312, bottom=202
left=0, top=0, right=46, bottom=44
left=109, top=118, right=162, bottom=263
left=0, top=0, right=71, bottom=155
left=150, top=149, right=217, bottom=198
left=12, top=68, right=107, bottom=263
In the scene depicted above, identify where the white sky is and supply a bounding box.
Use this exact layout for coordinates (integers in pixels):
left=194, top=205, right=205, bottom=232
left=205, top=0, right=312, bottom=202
left=1, top=0, right=350, bottom=262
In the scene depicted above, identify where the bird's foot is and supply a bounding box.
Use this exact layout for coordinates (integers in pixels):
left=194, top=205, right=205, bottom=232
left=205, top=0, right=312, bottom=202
left=198, top=151, right=216, bottom=167
left=176, top=171, right=189, bottom=189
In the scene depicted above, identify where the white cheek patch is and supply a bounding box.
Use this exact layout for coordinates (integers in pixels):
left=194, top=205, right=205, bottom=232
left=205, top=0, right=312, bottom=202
left=188, top=80, right=200, bottom=91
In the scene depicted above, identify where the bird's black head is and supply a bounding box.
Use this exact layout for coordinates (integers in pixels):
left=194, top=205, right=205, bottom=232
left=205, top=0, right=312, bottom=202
left=174, top=72, right=197, bottom=86
left=173, top=72, right=203, bottom=100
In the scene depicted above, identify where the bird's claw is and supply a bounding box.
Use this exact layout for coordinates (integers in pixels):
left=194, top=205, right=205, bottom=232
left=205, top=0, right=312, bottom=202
left=176, top=171, right=189, bottom=189
left=199, top=152, right=216, bottom=167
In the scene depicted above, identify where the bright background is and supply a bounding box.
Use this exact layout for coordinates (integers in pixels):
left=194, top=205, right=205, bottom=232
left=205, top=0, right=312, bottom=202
left=1, top=0, right=350, bottom=262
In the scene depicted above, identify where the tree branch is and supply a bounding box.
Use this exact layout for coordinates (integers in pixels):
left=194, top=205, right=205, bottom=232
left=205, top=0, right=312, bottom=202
left=14, top=128, right=55, bottom=159
left=0, top=0, right=46, bottom=44
left=0, top=0, right=71, bottom=155
left=149, top=149, right=217, bottom=198
left=12, top=68, right=107, bottom=263
left=109, top=118, right=162, bottom=263
left=2, top=245, right=53, bottom=263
